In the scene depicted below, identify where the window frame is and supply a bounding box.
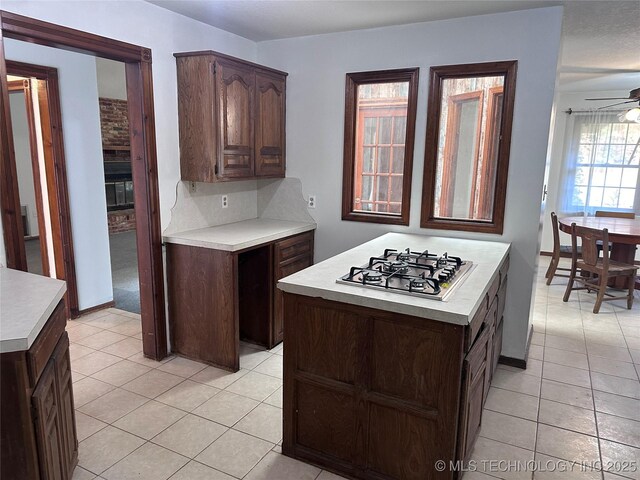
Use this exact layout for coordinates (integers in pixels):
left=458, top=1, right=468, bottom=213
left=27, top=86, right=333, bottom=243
left=342, top=68, right=419, bottom=225
left=420, top=61, right=517, bottom=234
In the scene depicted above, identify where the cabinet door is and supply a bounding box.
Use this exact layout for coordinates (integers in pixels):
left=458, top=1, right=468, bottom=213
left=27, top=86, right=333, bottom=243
left=484, top=299, right=498, bottom=404
left=457, top=329, right=489, bottom=464
left=255, top=71, right=285, bottom=177
left=52, top=333, right=78, bottom=476
left=32, top=361, right=65, bottom=480
left=216, top=58, right=255, bottom=178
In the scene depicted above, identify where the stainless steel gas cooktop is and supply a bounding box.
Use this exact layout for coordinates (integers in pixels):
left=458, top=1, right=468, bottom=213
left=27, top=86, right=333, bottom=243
left=336, top=248, right=475, bottom=301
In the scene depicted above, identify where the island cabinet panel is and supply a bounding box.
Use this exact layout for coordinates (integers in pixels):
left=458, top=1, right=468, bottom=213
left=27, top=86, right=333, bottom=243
left=166, top=243, right=239, bottom=371
left=175, top=50, right=287, bottom=183
left=283, top=294, right=465, bottom=480
left=1, top=298, right=78, bottom=480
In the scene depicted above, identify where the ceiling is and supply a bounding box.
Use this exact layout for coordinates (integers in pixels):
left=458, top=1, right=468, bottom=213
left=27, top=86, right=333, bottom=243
left=147, top=0, right=640, bottom=91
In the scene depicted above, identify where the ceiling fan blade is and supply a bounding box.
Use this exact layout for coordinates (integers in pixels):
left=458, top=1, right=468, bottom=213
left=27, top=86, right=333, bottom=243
left=597, top=100, right=637, bottom=109
left=586, top=97, right=629, bottom=101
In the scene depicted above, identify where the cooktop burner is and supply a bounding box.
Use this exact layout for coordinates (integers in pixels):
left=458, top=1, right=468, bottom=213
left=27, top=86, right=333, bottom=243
left=336, top=248, right=475, bottom=301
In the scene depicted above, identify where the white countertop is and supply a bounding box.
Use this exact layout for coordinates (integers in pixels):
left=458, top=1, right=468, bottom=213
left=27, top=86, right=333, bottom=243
left=278, top=233, right=510, bottom=325
left=1, top=268, right=67, bottom=353
left=163, top=218, right=316, bottom=251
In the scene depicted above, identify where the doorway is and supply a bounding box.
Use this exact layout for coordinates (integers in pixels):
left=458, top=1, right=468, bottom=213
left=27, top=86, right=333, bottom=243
left=0, top=11, right=167, bottom=360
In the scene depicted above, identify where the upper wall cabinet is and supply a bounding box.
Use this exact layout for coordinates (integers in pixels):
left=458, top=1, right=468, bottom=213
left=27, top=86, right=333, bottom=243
left=175, top=51, right=287, bottom=182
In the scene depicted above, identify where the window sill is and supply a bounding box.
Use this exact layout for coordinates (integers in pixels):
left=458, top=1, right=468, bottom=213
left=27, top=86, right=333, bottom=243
left=342, top=211, right=409, bottom=226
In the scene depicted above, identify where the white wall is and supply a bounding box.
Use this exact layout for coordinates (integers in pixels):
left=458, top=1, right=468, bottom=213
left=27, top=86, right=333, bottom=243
left=4, top=39, right=113, bottom=309
left=258, top=7, right=564, bottom=360
left=541, top=89, right=638, bottom=254
left=96, top=58, right=127, bottom=100
left=9, top=91, right=39, bottom=237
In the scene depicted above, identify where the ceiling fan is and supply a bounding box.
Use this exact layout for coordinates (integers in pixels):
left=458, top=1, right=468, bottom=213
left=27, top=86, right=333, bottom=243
left=585, top=87, right=640, bottom=108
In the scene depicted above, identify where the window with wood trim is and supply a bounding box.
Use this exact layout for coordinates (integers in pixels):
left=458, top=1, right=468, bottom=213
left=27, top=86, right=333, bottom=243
left=342, top=68, right=419, bottom=225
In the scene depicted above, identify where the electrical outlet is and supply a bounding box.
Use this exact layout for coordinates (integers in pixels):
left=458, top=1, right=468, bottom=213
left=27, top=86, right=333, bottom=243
left=221, top=195, right=229, bottom=208
left=308, top=195, right=316, bottom=209
left=189, top=181, right=197, bottom=193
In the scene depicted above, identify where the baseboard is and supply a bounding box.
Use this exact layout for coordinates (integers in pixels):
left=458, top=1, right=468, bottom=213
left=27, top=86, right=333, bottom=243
left=77, top=300, right=115, bottom=317
left=498, top=324, right=534, bottom=370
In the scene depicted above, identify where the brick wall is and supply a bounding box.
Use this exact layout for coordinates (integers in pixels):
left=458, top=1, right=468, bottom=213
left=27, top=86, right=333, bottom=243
left=99, top=98, right=129, bottom=147
left=107, top=208, right=136, bottom=234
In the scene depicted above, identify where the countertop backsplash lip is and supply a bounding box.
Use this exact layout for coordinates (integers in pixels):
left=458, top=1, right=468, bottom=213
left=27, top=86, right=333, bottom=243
left=277, top=232, right=510, bottom=325
left=0, top=267, right=67, bottom=353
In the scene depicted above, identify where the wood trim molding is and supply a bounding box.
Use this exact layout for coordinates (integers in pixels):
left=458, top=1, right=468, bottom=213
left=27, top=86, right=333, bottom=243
left=77, top=300, right=115, bottom=317
left=498, top=324, right=533, bottom=370
left=341, top=67, right=419, bottom=226
left=0, top=10, right=167, bottom=359
left=420, top=60, right=518, bottom=234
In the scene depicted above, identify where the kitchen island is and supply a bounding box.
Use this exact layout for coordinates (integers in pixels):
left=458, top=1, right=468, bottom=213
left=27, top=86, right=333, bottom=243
left=278, top=233, right=510, bottom=480
left=1, top=268, right=77, bottom=479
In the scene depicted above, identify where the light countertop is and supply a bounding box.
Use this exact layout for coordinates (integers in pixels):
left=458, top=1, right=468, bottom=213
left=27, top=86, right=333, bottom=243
left=277, top=232, right=510, bottom=325
left=163, top=218, right=316, bottom=251
left=1, top=268, right=67, bottom=353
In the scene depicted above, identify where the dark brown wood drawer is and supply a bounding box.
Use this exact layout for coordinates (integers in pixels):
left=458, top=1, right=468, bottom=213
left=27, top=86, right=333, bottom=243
left=497, top=276, right=508, bottom=320
left=27, top=299, right=66, bottom=388
left=465, top=327, right=490, bottom=386
left=487, top=275, right=500, bottom=309
left=275, top=231, right=314, bottom=265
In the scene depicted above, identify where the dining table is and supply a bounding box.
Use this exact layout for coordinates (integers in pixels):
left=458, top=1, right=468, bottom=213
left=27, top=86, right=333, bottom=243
left=559, top=215, right=640, bottom=290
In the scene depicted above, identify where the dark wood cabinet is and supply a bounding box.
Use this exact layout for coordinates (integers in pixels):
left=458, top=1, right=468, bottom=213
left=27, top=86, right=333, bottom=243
left=167, top=230, right=314, bottom=371
left=1, top=299, right=78, bottom=480
left=175, top=50, right=287, bottom=183
left=283, top=254, right=509, bottom=480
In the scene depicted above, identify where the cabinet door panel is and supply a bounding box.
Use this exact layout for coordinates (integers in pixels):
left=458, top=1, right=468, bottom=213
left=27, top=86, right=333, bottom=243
left=53, top=333, right=78, bottom=476
left=255, top=72, right=285, bottom=176
left=274, top=255, right=313, bottom=345
left=32, top=361, right=65, bottom=480
left=216, top=60, right=255, bottom=178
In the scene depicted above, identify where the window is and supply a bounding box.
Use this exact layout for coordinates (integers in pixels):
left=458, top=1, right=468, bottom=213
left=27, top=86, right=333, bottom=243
left=564, top=113, right=640, bottom=213
left=342, top=68, right=419, bottom=225
left=420, top=61, right=517, bottom=234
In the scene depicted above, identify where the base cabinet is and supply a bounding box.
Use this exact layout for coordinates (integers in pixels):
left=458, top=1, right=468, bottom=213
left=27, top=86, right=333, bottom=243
left=168, top=230, right=314, bottom=370
left=1, top=299, right=78, bottom=480
left=283, top=254, right=509, bottom=479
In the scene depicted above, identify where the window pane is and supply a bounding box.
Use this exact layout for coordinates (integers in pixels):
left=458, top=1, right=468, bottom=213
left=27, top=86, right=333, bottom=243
left=602, top=187, right=619, bottom=207
left=389, top=203, right=401, bottom=214
left=364, top=117, right=377, bottom=144
left=604, top=168, right=622, bottom=187
left=377, top=147, right=390, bottom=173
left=573, top=186, right=586, bottom=206
left=594, top=145, right=609, bottom=163
left=619, top=188, right=636, bottom=209
left=575, top=166, right=590, bottom=185
left=377, top=176, right=389, bottom=202
left=591, top=167, right=606, bottom=186
left=577, top=145, right=592, bottom=164
left=360, top=202, right=373, bottom=212
left=610, top=124, right=627, bottom=144
left=596, top=123, right=612, bottom=143
left=392, top=147, right=404, bottom=173
left=579, top=126, right=596, bottom=144
left=627, top=124, right=640, bottom=144
left=363, top=147, right=374, bottom=173
left=361, top=175, right=373, bottom=201
left=393, top=116, right=406, bottom=144
left=625, top=144, right=639, bottom=165
left=588, top=186, right=603, bottom=207
left=608, top=144, right=624, bottom=164
left=390, top=176, right=403, bottom=203
left=621, top=168, right=637, bottom=188
left=379, top=117, right=392, bottom=144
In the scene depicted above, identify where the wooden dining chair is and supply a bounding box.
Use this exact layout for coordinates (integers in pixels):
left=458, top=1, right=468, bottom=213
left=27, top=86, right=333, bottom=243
left=595, top=210, right=636, bottom=219
left=545, top=212, right=573, bottom=285
left=563, top=223, right=638, bottom=313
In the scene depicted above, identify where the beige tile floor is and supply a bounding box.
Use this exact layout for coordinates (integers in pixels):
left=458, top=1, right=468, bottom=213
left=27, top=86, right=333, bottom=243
left=69, top=258, right=640, bottom=480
